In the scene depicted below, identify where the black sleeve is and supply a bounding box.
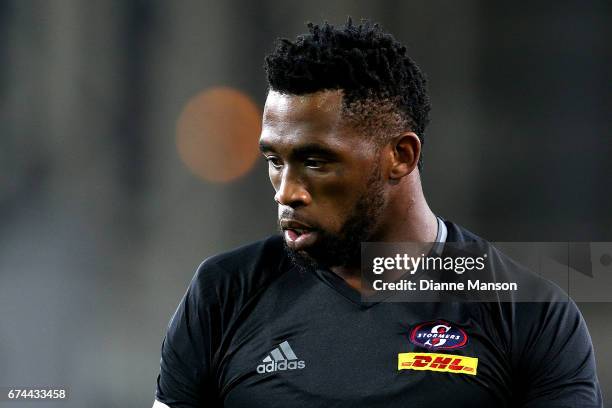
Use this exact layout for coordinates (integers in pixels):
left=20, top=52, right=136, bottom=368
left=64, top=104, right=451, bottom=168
left=155, top=261, right=222, bottom=408
left=513, top=298, right=603, bottom=408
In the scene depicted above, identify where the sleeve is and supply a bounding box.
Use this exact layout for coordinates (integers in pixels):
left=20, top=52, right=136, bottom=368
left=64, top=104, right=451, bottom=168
left=513, top=298, right=603, bottom=408
left=155, top=261, right=223, bottom=408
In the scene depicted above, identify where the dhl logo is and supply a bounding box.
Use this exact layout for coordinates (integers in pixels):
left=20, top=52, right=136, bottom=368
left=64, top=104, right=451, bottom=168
left=398, top=352, right=478, bottom=376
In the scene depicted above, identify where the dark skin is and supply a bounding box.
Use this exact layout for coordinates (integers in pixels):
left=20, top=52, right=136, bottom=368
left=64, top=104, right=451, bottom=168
left=259, top=89, right=438, bottom=292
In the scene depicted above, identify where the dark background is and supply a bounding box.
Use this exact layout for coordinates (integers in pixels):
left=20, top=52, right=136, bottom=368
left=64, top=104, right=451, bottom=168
left=1, top=1, right=610, bottom=407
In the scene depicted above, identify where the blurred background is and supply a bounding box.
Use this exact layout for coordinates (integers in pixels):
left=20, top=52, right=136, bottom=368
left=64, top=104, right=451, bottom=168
left=1, top=0, right=610, bottom=406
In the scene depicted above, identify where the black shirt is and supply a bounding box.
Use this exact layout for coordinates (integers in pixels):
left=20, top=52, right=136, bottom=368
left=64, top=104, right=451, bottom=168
left=155, top=220, right=603, bottom=407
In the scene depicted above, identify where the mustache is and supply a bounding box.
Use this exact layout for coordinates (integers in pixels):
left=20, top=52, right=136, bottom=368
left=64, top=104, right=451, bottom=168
left=277, top=208, right=319, bottom=230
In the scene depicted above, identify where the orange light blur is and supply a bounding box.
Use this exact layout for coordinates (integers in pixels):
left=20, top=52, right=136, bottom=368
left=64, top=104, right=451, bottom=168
left=176, top=87, right=262, bottom=183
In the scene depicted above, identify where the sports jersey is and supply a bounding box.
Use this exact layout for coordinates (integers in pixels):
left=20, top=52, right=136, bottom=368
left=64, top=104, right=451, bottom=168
left=155, top=219, right=603, bottom=407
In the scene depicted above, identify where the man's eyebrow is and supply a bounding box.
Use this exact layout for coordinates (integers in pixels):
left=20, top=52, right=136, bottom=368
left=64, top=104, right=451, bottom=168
left=258, top=140, right=275, bottom=153
left=291, top=143, right=338, bottom=158
left=258, top=141, right=339, bottom=158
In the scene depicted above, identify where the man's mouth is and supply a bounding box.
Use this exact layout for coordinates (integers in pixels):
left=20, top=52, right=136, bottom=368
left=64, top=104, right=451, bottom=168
left=280, top=219, right=318, bottom=251
left=283, top=228, right=318, bottom=250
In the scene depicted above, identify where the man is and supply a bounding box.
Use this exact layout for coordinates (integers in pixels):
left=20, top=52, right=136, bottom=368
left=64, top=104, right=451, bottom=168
left=154, top=20, right=602, bottom=407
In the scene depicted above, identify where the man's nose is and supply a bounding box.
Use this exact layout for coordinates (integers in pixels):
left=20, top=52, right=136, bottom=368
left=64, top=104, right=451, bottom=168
left=274, top=169, right=311, bottom=207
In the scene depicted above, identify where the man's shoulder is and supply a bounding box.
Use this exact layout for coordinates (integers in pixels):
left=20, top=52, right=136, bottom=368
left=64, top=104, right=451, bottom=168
left=442, top=218, right=485, bottom=244
left=443, top=218, right=568, bottom=302
left=202, top=234, right=286, bottom=272
left=189, top=234, right=288, bottom=298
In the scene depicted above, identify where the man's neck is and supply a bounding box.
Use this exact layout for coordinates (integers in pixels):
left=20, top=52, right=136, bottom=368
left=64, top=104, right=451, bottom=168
left=330, top=173, right=438, bottom=292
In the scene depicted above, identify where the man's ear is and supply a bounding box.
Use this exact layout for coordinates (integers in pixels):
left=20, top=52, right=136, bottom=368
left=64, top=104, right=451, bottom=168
left=388, top=132, right=421, bottom=180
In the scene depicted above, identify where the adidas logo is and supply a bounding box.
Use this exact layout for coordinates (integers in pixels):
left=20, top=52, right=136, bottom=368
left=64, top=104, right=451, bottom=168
left=256, top=341, right=306, bottom=374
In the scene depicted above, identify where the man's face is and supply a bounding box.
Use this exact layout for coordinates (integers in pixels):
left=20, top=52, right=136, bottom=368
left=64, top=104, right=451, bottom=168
left=259, top=89, right=387, bottom=270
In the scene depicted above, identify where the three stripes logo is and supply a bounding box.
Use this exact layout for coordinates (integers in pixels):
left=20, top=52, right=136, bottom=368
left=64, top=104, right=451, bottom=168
left=256, top=341, right=306, bottom=374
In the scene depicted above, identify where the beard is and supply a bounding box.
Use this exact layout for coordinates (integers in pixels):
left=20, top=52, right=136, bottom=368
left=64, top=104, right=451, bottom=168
left=281, top=163, right=386, bottom=273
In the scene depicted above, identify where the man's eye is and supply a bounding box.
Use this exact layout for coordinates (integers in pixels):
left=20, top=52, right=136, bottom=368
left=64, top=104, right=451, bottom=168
left=265, top=156, right=283, bottom=169
left=304, top=159, right=325, bottom=169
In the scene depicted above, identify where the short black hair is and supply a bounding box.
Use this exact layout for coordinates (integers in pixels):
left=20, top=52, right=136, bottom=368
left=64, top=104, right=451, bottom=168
left=264, top=18, right=431, bottom=170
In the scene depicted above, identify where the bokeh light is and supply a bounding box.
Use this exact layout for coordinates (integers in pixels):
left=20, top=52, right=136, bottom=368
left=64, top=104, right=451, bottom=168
left=176, top=87, right=262, bottom=183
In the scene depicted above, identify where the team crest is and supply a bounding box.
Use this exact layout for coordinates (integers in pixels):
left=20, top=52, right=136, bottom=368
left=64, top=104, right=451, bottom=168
left=409, top=320, right=468, bottom=350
